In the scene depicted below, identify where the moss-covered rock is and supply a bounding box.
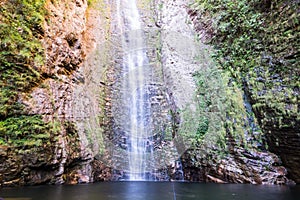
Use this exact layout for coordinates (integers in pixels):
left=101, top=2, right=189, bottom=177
left=0, top=0, right=103, bottom=186
left=0, top=0, right=45, bottom=117
left=190, top=0, right=300, bottom=183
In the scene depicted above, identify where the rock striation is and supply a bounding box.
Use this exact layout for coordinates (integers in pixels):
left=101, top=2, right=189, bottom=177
left=1, top=0, right=112, bottom=186
left=155, top=0, right=293, bottom=184
left=187, top=0, right=299, bottom=184
left=0, top=0, right=297, bottom=186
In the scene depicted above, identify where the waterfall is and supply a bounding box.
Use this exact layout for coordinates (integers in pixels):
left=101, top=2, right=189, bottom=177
left=111, top=0, right=185, bottom=181
left=116, top=0, right=154, bottom=181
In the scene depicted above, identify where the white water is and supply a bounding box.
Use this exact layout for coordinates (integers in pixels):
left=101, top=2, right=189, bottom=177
left=116, top=0, right=153, bottom=180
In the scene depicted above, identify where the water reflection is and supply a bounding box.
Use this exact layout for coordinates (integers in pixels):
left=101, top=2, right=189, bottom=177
left=0, top=182, right=299, bottom=200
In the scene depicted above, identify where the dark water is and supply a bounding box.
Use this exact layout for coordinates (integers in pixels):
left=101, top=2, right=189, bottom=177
left=1, top=182, right=299, bottom=200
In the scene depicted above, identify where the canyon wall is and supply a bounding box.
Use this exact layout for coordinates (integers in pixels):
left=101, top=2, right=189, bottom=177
left=186, top=0, right=299, bottom=183
left=0, top=0, right=112, bottom=186
left=0, top=0, right=298, bottom=186
left=154, top=0, right=294, bottom=184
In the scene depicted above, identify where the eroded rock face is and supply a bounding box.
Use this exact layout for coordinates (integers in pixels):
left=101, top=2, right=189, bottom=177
left=42, top=0, right=87, bottom=76
left=187, top=0, right=300, bottom=184
left=1, top=0, right=113, bottom=186
left=182, top=148, right=291, bottom=184
left=157, top=0, right=201, bottom=110
left=264, top=126, right=300, bottom=183
left=155, top=0, right=293, bottom=184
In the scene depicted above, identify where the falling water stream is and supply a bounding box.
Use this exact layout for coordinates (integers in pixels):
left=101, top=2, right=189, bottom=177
left=111, top=0, right=186, bottom=181
left=116, top=0, right=154, bottom=180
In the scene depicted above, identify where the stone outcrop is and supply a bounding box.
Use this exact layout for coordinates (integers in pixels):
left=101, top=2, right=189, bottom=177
left=264, top=125, right=300, bottom=183
left=42, top=0, right=87, bottom=76
left=182, top=148, right=291, bottom=184
left=156, top=0, right=201, bottom=110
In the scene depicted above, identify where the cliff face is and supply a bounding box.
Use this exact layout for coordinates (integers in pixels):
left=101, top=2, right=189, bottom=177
left=154, top=0, right=293, bottom=185
left=0, top=0, right=112, bottom=186
left=0, top=0, right=298, bottom=186
left=188, top=0, right=299, bottom=183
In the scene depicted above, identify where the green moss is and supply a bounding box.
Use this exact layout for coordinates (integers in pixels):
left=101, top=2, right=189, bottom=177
left=0, top=0, right=58, bottom=149
left=191, top=0, right=299, bottom=134
left=193, top=68, right=258, bottom=150
left=87, top=0, right=94, bottom=7
left=0, top=115, right=51, bottom=147
left=0, top=0, right=46, bottom=118
left=185, top=61, right=228, bottom=151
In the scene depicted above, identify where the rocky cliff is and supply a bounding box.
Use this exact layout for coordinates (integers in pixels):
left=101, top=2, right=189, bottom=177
left=187, top=0, right=299, bottom=183
left=0, top=0, right=112, bottom=186
left=0, top=0, right=298, bottom=186
left=153, top=0, right=294, bottom=185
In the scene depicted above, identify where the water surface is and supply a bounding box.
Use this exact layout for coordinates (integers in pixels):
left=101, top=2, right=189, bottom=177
left=1, top=182, right=299, bottom=200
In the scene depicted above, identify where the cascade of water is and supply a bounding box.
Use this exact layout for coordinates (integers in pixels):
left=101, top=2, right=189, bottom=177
left=116, top=0, right=153, bottom=181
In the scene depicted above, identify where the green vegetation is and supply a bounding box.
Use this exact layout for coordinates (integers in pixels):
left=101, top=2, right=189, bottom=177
left=191, top=0, right=299, bottom=134
left=192, top=66, right=227, bottom=149
left=0, top=115, right=51, bottom=147
left=190, top=61, right=261, bottom=152
left=0, top=0, right=57, bottom=148
left=175, top=49, right=226, bottom=152
left=0, top=0, right=45, bottom=118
